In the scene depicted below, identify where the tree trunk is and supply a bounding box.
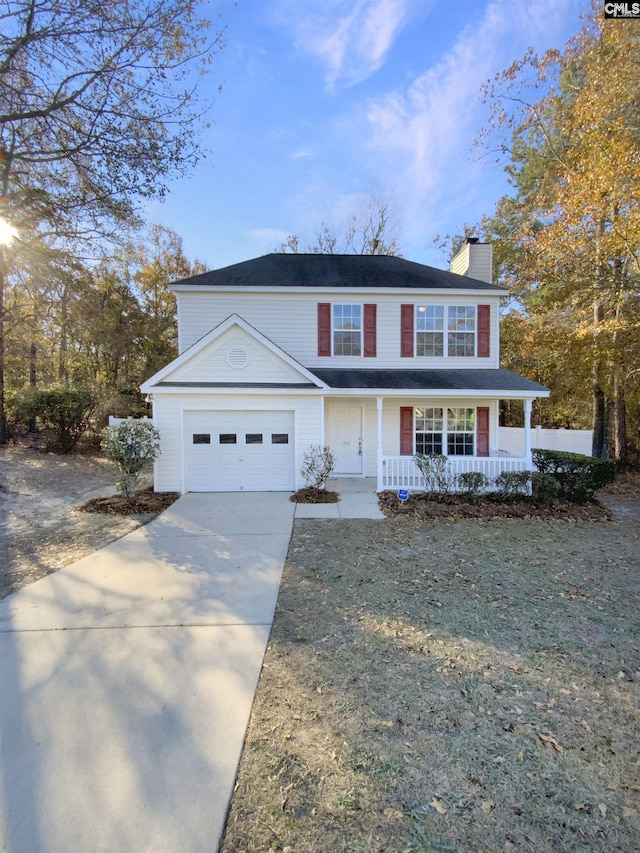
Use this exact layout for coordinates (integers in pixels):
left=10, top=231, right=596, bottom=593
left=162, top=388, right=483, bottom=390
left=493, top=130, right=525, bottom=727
left=591, top=219, right=608, bottom=458
left=28, top=340, right=37, bottom=432
left=592, top=382, right=607, bottom=457
left=614, top=377, right=627, bottom=464
left=59, top=283, right=68, bottom=384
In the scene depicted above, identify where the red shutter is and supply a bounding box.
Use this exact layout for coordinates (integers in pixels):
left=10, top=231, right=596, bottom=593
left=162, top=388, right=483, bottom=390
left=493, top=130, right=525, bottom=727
left=401, top=304, right=414, bottom=357
left=363, top=303, right=377, bottom=357
left=477, top=406, right=490, bottom=457
left=477, top=305, right=490, bottom=358
left=400, top=407, right=414, bottom=455
left=318, top=303, right=331, bottom=357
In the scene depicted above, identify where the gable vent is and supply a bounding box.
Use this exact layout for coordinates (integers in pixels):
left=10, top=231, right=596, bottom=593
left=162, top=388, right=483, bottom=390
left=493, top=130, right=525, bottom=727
left=227, top=347, right=249, bottom=369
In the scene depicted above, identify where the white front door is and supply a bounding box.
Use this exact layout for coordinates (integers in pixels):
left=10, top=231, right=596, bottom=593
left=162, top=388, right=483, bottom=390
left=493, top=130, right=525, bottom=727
left=328, top=405, right=363, bottom=474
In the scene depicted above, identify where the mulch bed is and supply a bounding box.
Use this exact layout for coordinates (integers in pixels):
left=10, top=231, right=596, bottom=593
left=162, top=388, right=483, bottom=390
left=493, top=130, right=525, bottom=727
left=378, top=490, right=613, bottom=522
left=290, top=487, right=340, bottom=503
left=78, top=486, right=180, bottom=515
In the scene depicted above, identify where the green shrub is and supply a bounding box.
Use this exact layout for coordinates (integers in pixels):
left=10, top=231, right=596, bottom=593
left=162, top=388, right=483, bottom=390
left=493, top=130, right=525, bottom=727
left=457, top=471, right=489, bottom=501
left=15, top=385, right=97, bottom=452
left=101, top=420, right=161, bottom=497
left=532, top=448, right=616, bottom=503
left=494, top=470, right=533, bottom=497
left=531, top=471, right=561, bottom=506
left=414, top=453, right=453, bottom=497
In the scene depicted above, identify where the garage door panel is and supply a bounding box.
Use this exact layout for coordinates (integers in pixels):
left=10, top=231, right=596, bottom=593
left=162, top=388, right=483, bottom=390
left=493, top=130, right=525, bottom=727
left=185, top=411, right=295, bottom=492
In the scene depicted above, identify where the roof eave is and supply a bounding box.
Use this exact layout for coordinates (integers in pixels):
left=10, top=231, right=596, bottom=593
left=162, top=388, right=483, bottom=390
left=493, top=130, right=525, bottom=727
left=169, top=284, right=508, bottom=296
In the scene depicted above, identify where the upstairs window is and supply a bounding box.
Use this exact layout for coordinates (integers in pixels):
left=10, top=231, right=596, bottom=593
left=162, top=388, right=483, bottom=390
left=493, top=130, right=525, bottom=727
left=413, top=305, right=477, bottom=357
left=333, top=304, right=362, bottom=356
left=416, top=306, right=444, bottom=356
left=447, top=306, right=476, bottom=357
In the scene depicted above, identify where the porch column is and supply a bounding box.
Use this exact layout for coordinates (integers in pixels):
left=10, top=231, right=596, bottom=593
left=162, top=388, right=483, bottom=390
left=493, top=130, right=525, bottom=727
left=524, top=398, right=533, bottom=467
left=320, top=395, right=325, bottom=445
left=376, top=397, right=383, bottom=492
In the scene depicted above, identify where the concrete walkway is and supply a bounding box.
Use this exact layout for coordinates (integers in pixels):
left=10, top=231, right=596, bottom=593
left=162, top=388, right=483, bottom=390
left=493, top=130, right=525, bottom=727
left=0, top=493, right=295, bottom=853
left=294, top=477, right=385, bottom=520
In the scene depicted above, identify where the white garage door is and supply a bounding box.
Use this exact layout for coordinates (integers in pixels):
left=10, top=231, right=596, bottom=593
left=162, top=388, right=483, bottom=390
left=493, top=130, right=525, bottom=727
left=185, top=410, right=295, bottom=492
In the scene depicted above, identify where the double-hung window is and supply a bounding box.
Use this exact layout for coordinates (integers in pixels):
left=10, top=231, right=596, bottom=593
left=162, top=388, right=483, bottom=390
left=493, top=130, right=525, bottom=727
left=414, top=305, right=476, bottom=357
left=446, top=408, right=475, bottom=455
left=414, top=407, right=475, bottom=456
left=447, top=306, right=476, bottom=357
left=415, top=408, right=444, bottom=454
left=416, top=306, right=444, bottom=356
left=333, top=304, right=362, bottom=356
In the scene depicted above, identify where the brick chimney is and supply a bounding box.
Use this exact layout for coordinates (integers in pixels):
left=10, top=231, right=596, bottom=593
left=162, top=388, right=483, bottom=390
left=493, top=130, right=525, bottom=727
left=450, top=237, right=493, bottom=284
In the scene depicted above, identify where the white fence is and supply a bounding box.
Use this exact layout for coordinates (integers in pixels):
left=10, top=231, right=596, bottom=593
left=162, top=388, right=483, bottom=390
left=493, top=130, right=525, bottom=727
left=498, top=426, right=592, bottom=457
left=108, top=416, right=153, bottom=426
left=380, top=455, right=528, bottom=491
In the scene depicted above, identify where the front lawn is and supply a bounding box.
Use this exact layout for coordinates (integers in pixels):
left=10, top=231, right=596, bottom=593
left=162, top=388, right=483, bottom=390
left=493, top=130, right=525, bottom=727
left=221, top=495, right=639, bottom=852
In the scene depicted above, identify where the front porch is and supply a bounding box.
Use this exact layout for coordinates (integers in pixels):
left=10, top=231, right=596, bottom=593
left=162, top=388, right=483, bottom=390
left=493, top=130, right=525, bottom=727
left=323, top=395, right=537, bottom=493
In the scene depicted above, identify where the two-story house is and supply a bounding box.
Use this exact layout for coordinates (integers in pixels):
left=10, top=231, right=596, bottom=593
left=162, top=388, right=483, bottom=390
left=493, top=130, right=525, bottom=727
left=140, top=240, right=549, bottom=493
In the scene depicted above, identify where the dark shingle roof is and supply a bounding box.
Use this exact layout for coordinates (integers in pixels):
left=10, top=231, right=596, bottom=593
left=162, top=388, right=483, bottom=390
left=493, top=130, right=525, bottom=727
left=170, top=253, right=504, bottom=292
left=310, top=368, right=548, bottom=394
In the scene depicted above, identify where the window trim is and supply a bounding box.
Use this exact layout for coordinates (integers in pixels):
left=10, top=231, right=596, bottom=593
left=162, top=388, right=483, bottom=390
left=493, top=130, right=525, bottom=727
left=332, top=302, right=363, bottom=357
left=414, top=304, right=477, bottom=358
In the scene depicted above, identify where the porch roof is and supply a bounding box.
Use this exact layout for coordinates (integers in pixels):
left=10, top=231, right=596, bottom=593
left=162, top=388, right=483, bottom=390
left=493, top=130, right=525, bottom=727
left=310, top=368, right=549, bottom=395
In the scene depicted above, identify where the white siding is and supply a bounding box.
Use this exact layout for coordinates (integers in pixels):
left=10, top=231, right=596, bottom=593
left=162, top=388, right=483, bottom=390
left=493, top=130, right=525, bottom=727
left=171, top=328, right=306, bottom=384
left=177, top=292, right=501, bottom=370
left=450, top=242, right=493, bottom=284
left=152, top=392, right=323, bottom=493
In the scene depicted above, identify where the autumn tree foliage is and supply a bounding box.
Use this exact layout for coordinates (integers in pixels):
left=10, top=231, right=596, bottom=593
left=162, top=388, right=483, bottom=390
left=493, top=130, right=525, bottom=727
left=478, top=9, right=640, bottom=462
left=3, top=226, right=204, bottom=423
left=0, top=0, right=225, bottom=441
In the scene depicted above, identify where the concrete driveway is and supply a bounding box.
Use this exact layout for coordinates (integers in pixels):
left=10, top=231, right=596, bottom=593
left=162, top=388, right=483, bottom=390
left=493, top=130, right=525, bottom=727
left=0, top=492, right=294, bottom=853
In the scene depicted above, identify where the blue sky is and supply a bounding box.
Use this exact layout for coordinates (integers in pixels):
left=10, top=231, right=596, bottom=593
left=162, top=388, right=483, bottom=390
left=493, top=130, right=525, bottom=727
left=146, top=0, right=591, bottom=271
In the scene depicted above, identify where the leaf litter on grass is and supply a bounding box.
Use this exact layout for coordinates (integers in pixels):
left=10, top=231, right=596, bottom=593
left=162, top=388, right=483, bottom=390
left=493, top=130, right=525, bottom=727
left=221, top=503, right=640, bottom=853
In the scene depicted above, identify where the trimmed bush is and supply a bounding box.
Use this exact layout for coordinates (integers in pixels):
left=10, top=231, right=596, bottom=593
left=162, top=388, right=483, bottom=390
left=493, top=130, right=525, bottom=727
left=494, top=470, right=533, bottom=497
left=457, top=471, right=489, bottom=501
left=101, top=419, right=161, bottom=497
left=300, top=445, right=335, bottom=490
left=532, top=448, right=616, bottom=503
left=531, top=471, right=561, bottom=506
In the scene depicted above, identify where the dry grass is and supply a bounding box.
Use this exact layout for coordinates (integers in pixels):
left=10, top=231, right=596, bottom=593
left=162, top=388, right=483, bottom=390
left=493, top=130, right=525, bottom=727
left=221, top=495, right=640, bottom=852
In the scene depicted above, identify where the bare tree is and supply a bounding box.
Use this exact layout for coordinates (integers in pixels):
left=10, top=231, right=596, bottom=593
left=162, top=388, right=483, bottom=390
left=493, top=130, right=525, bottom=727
left=279, top=190, right=404, bottom=257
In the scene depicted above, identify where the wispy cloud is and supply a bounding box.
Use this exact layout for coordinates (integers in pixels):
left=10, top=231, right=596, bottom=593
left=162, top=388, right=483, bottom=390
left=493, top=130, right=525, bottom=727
left=271, top=0, right=415, bottom=89
left=356, top=0, right=581, bottom=247
left=245, top=227, right=291, bottom=244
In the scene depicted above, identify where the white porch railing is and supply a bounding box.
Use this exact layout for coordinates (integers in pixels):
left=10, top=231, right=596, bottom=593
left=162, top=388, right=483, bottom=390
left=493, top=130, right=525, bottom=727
left=380, top=455, right=530, bottom=491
